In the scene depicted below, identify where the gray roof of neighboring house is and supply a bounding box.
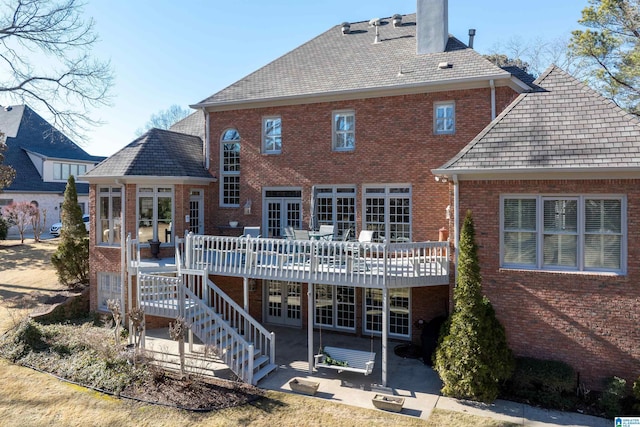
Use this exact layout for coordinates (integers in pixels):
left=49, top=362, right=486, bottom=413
left=169, top=111, right=204, bottom=140
left=0, top=105, right=105, bottom=194
left=85, top=128, right=213, bottom=180
left=434, top=65, right=640, bottom=174
left=194, top=14, right=517, bottom=107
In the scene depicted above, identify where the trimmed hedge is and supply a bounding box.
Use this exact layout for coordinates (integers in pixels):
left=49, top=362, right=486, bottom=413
left=505, top=357, right=577, bottom=409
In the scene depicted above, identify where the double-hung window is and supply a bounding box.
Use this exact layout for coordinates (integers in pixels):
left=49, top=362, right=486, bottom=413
left=501, top=195, right=625, bottom=273
left=98, top=186, right=122, bottom=245
left=137, top=186, right=173, bottom=244
left=262, top=116, right=281, bottom=154
left=434, top=101, right=455, bottom=135
left=221, top=129, right=240, bottom=206
left=332, top=110, right=355, bottom=151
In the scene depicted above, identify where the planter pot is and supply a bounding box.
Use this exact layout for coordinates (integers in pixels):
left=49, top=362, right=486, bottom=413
left=372, top=394, right=404, bottom=412
left=148, top=239, right=161, bottom=259
left=289, top=378, right=319, bottom=396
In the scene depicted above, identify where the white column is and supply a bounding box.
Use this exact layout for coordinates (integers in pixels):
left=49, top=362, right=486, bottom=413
left=382, top=287, right=388, bottom=387
left=243, top=277, right=249, bottom=311
left=308, top=282, right=314, bottom=374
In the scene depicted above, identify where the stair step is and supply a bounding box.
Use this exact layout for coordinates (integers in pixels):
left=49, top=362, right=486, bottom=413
left=252, top=363, right=277, bottom=384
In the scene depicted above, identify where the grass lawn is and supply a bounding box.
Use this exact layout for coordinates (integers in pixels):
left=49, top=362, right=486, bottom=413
left=0, top=239, right=518, bottom=427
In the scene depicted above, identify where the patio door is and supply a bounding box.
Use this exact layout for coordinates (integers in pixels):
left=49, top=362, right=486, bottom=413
left=264, top=189, right=302, bottom=238
left=265, top=281, right=302, bottom=327
left=189, top=189, right=204, bottom=235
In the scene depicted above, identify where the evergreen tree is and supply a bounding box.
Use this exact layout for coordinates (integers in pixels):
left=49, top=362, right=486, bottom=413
left=51, top=175, right=89, bottom=287
left=434, top=211, right=514, bottom=403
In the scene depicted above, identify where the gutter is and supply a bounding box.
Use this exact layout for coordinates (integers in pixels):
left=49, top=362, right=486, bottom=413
left=191, top=73, right=515, bottom=111
left=203, top=108, right=210, bottom=170
left=490, top=79, right=496, bottom=120
left=453, top=174, right=459, bottom=286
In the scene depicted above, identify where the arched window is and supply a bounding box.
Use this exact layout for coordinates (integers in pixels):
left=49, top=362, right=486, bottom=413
left=220, top=129, right=240, bottom=206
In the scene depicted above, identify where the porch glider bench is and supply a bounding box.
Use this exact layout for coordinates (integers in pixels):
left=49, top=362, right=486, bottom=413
left=314, top=346, right=376, bottom=376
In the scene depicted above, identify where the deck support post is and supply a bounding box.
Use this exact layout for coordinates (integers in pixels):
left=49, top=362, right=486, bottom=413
left=308, top=282, right=314, bottom=374
left=382, top=286, right=388, bottom=387
left=243, top=277, right=249, bottom=312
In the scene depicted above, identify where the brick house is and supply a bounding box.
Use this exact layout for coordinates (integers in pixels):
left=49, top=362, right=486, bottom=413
left=433, top=65, right=640, bottom=387
left=83, top=0, right=640, bottom=388
left=0, top=105, right=104, bottom=231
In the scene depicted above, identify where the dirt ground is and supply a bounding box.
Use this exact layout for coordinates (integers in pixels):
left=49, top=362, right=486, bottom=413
left=0, top=239, right=63, bottom=332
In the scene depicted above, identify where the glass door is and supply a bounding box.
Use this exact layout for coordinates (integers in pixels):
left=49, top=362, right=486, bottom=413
left=265, top=281, right=302, bottom=327
left=264, top=189, right=302, bottom=238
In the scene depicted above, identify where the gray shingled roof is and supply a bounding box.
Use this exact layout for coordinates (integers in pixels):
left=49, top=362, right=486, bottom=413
left=0, top=105, right=104, bottom=194
left=169, top=111, right=204, bottom=140
left=85, top=128, right=214, bottom=180
left=434, top=65, right=640, bottom=174
left=194, top=14, right=513, bottom=107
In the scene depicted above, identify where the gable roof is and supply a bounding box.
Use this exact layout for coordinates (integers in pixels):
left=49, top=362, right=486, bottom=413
left=85, top=128, right=214, bottom=182
left=433, top=65, right=640, bottom=177
left=0, top=105, right=104, bottom=194
left=193, top=14, right=526, bottom=109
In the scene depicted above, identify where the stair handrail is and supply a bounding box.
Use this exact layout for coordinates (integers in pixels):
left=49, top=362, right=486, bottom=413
left=182, top=284, right=254, bottom=384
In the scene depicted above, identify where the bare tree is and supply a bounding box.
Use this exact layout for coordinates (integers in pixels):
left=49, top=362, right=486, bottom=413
left=0, top=0, right=113, bottom=139
left=486, top=36, right=589, bottom=79
left=135, top=104, right=191, bottom=136
left=3, top=201, right=32, bottom=243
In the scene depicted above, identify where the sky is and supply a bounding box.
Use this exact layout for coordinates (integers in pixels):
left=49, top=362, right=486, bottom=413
left=73, top=0, right=586, bottom=157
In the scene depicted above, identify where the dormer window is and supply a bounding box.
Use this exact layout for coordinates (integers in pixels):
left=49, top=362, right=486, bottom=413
left=53, top=162, right=87, bottom=181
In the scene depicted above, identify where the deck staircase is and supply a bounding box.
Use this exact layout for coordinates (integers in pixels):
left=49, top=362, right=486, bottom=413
left=136, top=242, right=276, bottom=385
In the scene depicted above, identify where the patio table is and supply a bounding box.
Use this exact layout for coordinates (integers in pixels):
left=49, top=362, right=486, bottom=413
left=309, top=231, right=333, bottom=240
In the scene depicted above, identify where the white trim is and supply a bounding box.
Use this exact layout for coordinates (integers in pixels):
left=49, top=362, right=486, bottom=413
left=433, top=101, right=455, bottom=135
left=220, top=128, right=241, bottom=207
left=332, top=110, right=355, bottom=152
left=500, top=194, right=627, bottom=275
left=362, top=184, right=412, bottom=243
left=136, top=185, right=175, bottom=245
left=262, top=115, right=282, bottom=154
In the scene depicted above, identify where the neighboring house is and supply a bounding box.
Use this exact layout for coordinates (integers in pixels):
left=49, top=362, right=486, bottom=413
left=433, top=65, right=640, bottom=386
left=85, top=0, right=638, bottom=389
left=0, top=105, right=104, bottom=232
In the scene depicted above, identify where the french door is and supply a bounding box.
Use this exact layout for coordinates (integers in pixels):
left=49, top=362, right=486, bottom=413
left=265, top=281, right=302, bottom=327
left=189, top=189, right=204, bottom=235
left=264, top=189, right=302, bottom=238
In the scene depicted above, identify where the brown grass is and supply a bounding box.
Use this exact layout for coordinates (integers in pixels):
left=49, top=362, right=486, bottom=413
left=0, top=240, right=513, bottom=427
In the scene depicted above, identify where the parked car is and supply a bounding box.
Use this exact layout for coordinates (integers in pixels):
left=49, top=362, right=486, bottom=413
left=50, top=214, right=90, bottom=237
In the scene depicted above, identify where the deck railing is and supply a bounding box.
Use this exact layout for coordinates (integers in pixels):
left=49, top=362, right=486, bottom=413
left=183, top=234, right=449, bottom=288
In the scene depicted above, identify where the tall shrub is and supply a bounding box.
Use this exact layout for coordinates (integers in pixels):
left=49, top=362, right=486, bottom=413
left=51, top=176, right=89, bottom=287
left=434, top=210, right=514, bottom=402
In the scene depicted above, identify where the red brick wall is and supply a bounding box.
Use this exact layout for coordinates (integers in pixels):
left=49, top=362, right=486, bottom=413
left=458, top=179, right=640, bottom=388
left=208, top=87, right=517, bottom=241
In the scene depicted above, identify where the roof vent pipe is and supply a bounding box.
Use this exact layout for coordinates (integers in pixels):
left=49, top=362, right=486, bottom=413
left=468, top=28, right=476, bottom=49
left=369, top=18, right=381, bottom=44
left=392, top=14, right=402, bottom=27
left=341, top=22, right=351, bottom=34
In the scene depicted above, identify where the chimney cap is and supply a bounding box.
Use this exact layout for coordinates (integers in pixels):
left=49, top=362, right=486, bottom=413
left=468, top=28, right=476, bottom=36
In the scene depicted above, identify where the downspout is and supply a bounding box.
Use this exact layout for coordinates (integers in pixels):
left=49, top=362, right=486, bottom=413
left=490, top=79, right=496, bottom=120
left=203, top=108, right=210, bottom=170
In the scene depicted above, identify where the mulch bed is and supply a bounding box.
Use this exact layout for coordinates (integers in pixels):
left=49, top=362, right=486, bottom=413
left=122, top=372, right=264, bottom=410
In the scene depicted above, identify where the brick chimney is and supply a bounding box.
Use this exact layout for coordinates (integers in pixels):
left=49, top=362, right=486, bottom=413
left=416, top=0, right=448, bottom=55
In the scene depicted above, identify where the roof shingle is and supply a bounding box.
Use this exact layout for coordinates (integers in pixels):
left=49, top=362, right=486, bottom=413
left=435, top=65, right=640, bottom=173
left=85, top=128, right=214, bottom=180
left=194, top=14, right=513, bottom=107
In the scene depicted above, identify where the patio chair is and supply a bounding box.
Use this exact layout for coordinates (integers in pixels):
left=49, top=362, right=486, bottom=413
left=241, top=226, right=261, bottom=238
left=283, top=225, right=296, bottom=240
left=293, top=229, right=310, bottom=240
left=357, top=230, right=374, bottom=243
left=318, top=224, right=335, bottom=241
left=340, top=228, right=351, bottom=241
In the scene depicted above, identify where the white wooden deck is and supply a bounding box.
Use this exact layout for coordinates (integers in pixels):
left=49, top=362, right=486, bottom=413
left=129, top=234, right=450, bottom=289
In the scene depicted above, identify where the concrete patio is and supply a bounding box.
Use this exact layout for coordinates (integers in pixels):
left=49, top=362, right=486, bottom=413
left=143, top=326, right=611, bottom=426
